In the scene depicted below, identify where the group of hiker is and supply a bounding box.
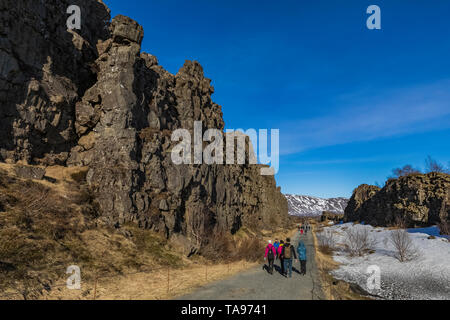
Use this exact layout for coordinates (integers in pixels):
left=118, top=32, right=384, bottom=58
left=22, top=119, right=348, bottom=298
left=298, top=224, right=310, bottom=235
left=264, top=234, right=307, bottom=278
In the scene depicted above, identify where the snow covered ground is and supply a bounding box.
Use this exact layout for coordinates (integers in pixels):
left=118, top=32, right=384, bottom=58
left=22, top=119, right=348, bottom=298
left=321, top=223, right=450, bottom=300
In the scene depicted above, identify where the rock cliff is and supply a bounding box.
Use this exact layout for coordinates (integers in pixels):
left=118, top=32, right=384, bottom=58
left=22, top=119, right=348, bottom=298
left=344, top=173, right=450, bottom=227
left=0, top=1, right=288, bottom=251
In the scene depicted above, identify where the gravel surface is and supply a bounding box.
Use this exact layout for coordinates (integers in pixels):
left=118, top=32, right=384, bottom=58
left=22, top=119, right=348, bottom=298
left=178, top=231, right=324, bottom=300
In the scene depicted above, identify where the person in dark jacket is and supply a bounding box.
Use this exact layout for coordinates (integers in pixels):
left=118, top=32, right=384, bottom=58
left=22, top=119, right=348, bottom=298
left=278, top=240, right=285, bottom=275
left=281, top=238, right=297, bottom=278
left=297, top=241, right=307, bottom=275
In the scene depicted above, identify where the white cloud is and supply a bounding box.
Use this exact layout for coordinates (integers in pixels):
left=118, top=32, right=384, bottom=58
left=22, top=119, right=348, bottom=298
left=279, top=80, right=450, bottom=155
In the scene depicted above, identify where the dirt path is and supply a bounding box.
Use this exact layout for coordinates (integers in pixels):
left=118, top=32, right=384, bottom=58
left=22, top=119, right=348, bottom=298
left=177, top=231, right=324, bottom=300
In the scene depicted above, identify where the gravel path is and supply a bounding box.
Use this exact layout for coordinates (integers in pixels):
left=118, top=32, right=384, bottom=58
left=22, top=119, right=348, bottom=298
left=178, top=231, right=324, bottom=300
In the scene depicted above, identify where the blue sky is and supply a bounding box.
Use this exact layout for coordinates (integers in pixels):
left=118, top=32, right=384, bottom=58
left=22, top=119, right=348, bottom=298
left=104, top=0, right=450, bottom=198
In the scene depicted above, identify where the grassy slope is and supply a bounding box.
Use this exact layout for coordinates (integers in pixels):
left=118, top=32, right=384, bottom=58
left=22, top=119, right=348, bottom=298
left=0, top=164, right=183, bottom=299
left=0, top=163, right=293, bottom=300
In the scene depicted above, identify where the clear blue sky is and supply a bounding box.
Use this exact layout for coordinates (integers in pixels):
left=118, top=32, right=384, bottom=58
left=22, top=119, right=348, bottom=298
left=104, top=0, right=450, bottom=198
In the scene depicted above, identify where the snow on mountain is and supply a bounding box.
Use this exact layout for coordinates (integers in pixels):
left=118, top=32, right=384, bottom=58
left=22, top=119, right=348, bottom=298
left=284, top=194, right=348, bottom=216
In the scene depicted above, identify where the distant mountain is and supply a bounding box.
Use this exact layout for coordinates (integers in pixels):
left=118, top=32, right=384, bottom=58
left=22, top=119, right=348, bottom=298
left=284, top=194, right=348, bottom=216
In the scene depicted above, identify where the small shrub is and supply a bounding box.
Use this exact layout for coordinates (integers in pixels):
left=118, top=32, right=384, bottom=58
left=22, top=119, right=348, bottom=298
left=201, top=231, right=265, bottom=262
left=201, top=232, right=235, bottom=261
left=343, top=227, right=377, bottom=256
left=389, top=229, right=419, bottom=262
left=237, top=237, right=265, bottom=262
left=317, top=230, right=336, bottom=255
left=393, top=216, right=407, bottom=229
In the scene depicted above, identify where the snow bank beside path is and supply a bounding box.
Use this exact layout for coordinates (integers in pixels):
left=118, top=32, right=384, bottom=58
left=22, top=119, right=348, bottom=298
left=323, top=223, right=450, bottom=300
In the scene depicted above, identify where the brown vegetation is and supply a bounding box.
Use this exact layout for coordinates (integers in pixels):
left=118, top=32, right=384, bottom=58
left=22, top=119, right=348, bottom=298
left=201, top=232, right=265, bottom=262
left=390, top=156, right=449, bottom=178
left=0, top=164, right=292, bottom=300
left=437, top=221, right=450, bottom=236
left=343, top=228, right=377, bottom=257
left=316, top=228, right=336, bottom=255
left=0, top=165, right=183, bottom=299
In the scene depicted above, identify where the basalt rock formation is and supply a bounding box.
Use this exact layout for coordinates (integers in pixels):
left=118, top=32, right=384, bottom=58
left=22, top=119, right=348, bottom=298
left=344, top=173, right=450, bottom=227
left=1, top=0, right=288, bottom=252
left=343, top=184, right=380, bottom=223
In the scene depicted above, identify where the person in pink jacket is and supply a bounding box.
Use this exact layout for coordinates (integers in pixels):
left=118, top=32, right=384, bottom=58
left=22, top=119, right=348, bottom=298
left=264, top=240, right=277, bottom=274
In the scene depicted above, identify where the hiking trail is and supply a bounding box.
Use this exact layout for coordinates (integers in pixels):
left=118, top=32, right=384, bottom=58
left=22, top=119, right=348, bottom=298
left=177, top=231, right=324, bottom=300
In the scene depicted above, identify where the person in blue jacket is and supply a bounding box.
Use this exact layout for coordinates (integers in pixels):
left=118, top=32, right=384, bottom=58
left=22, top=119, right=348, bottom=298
left=297, top=241, right=307, bottom=275
left=273, top=238, right=280, bottom=259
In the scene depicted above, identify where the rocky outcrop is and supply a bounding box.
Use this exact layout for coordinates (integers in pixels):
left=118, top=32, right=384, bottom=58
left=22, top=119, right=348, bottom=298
left=1, top=1, right=288, bottom=251
left=344, top=173, right=450, bottom=227
left=343, top=184, right=380, bottom=222
left=321, top=211, right=344, bottom=222
left=0, top=0, right=110, bottom=165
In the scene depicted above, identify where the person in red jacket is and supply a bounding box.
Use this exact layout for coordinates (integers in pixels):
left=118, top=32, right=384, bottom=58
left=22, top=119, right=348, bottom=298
left=264, top=240, right=277, bottom=274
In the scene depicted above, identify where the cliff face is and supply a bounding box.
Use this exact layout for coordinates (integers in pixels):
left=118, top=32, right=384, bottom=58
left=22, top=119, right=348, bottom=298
left=344, top=173, right=450, bottom=227
left=343, top=184, right=380, bottom=223
left=1, top=1, right=288, bottom=250
left=0, top=0, right=110, bottom=164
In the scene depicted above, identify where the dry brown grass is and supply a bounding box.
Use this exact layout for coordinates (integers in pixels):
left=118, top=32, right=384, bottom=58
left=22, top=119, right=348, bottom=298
left=39, top=260, right=256, bottom=300
left=35, top=226, right=294, bottom=300
left=0, top=164, right=185, bottom=299
left=316, top=229, right=336, bottom=255
left=261, top=227, right=297, bottom=242
left=0, top=163, right=294, bottom=300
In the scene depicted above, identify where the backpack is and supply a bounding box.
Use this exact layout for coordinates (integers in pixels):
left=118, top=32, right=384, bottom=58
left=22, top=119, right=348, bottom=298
left=283, top=244, right=292, bottom=259
left=267, top=245, right=274, bottom=259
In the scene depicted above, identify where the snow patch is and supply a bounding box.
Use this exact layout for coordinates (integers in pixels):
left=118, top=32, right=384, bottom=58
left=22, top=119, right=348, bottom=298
left=321, top=223, right=450, bottom=300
